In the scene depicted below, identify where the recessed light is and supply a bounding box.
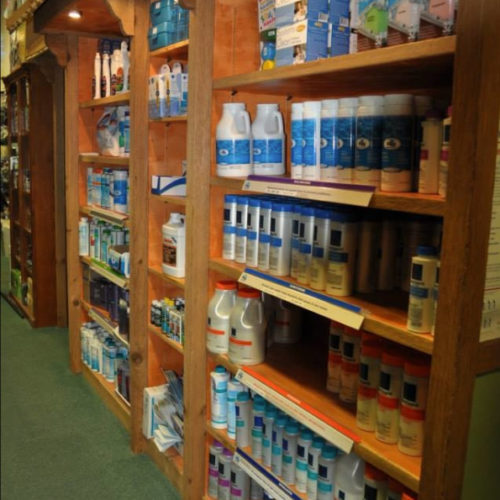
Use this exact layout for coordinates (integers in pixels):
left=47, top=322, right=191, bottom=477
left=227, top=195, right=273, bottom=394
left=68, top=10, right=82, bottom=19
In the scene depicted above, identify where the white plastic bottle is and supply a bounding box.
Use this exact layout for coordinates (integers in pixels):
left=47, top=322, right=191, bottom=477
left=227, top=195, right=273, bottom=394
left=251, top=396, right=266, bottom=461
left=112, top=169, right=128, bottom=214
left=291, top=102, right=304, bottom=179
left=252, top=103, right=285, bottom=176
left=295, top=428, right=313, bottom=493
left=228, top=288, right=266, bottom=365
left=309, top=207, right=332, bottom=291
left=262, top=404, right=277, bottom=467
left=297, top=204, right=315, bottom=285
left=282, top=420, right=299, bottom=485
left=218, top=449, right=234, bottom=500
left=210, top=365, right=230, bottom=429
left=335, top=97, right=358, bottom=184
left=250, top=479, right=264, bottom=500
left=235, top=196, right=249, bottom=264
left=208, top=441, right=224, bottom=498
left=216, top=103, right=252, bottom=177
left=269, top=201, right=293, bottom=277
left=317, top=445, right=338, bottom=500
left=413, top=96, right=433, bottom=188
left=325, top=209, right=359, bottom=297
left=93, top=52, right=101, bottom=99
left=438, top=106, right=452, bottom=197
left=223, top=194, right=238, bottom=260
left=334, top=452, right=364, bottom=500
left=271, top=412, right=287, bottom=477
left=353, top=96, right=384, bottom=187
left=290, top=203, right=303, bottom=279
left=236, top=391, right=252, bottom=448
left=110, top=45, right=123, bottom=96
left=246, top=197, right=261, bottom=267
left=102, top=52, right=111, bottom=98
left=79, top=217, right=90, bottom=256
left=257, top=199, right=273, bottom=271
left=363, top=464, right=387, bottom=500
left=303, top=101, right=322, bottom=180
left=272, top=299, right=302, bottom=344
left=207, top=281, right=238, bottom=354
left=231, top=462, right=251, bottom=500
left=306, top=435, right=325, bottom=500
left=121, top=41, right=130, bottom=92
left=407, top=246, right=439, bottom=333
left=320, top=99, right=339, bottom=181
left=381, top=94, right=414, bottom=192
left=418, top=110, right=442, bottom=194
left=228, top=378, right=245, bottom=440
left=162, top=213, right=186, bottom=278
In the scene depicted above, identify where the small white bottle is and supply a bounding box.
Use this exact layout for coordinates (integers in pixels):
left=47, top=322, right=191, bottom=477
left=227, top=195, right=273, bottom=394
left=228, top=378, right=245, bottom=440
left=236, top=391, right=252, bottom=448
left=306, top=436, right=325, bottom=500
left=302, top=101, right=322, bottom=180
left=250, top=479, right=264, bottom=500
left=272, top=299, right=302, bottom=344
left=235, top=196, right=249, bottom=264
left=231, top=462, right=251, bottom=500
left=320, top=99, right=339, bottom=181
left=210, top=365, right=230, bottom=429
left=257, top=199, right=273, bottom=271
left=207, top=281, right=237, bottom=354
left=110, top=45, right=123, bottom=96
left=79, top=217, right=90, bottom=256
left=251, top=396, right=266, bottom=460
left=218, top=449, right=234, bottom=500
left=363, top=464, right=387, bottom=500
left=418, top=110, right=442, bottom=194
left=112, top=169, right=128, bottom=214
left=216, top=103, right=252, bottom=177
left=208, top=441, right=224, bottom=498
left=438, top=106, right=452, bottom=197
left=282, top=420, right=299, bottom=485
left=271, top=413, right=287, bottom=477
left=407, top=246, right=439, bottom=333
left=381, top=94, right=414, bottom=193
left=297, top=204, right=316, bottom=285
left=262, top=404, right=277, bottom=467
left=290, top=203, right=303, bottom=279
left=353, top=95, right=385, bottom=187
left=102, top=52, right=111, bottom=98
left=295, top=428, right=313, bottom=493
left=334, top=97, right=358, bottom=184
left=317, top=445, right=337, bottom=500
left=93, top=52, right=101, bottom=99
left=228, top=288, right=266, bottom=366
left=334, top=452, right=365, bottom=500
left=121, top=41, right=130, bottom=92
left=223, top=194, right=238, bottom=260
left=269, top=201, right=293, bottom=277
left=252, top=103, right=285, bottom=176
left=246, top=197, right=261, bottom=267
left=309, top=207, right=332, bottom=291
left=162, top=213, right=186, bottom=278
left=291, top=102, right=304, bottom=179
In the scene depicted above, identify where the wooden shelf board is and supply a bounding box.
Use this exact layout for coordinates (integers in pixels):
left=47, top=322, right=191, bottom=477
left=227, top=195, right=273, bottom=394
left=150, top=193, right=187, bottom=206
left=79, top=154, right=129, bottom=167
left=208, top=344, right=421, bottom=492
left=5, top=0, right=44, bottom=31
left=80, top=205, right=130, bottom=227
left=150, top=39, right=189, bottom=60
left=10, top=293, right=35, bottom=325
left=148, top=266, right=185, bottom=289
left=150, top=115, right=188, bottom=123
left=148, top=324, right=184, bottom=355
left=209, top=177, right=445, bottom=216
left=81, top=363, right=131, bottom=432
left=209, top=258, right=433, bottom=355
left=80, top=92, right=131, bottom=109
left=144, top=438, right=184, bottom=494
left=81, top=256, right=129, bottom=289
left=213, top=37, right=455, bottom=98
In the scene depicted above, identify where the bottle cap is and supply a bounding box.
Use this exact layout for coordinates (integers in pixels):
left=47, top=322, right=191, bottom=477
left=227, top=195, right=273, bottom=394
left=214, top=365, right=226, bottom=374
left=265, top=405, right=277, bottom=418
left=291, top=102, right=303, bottom=113
left=253, top=398, right=266, bottom=411
left=388, top=478, right=405, bottom=494
left=256, top=103, right=278, bottom=111
left=382, top=349, right=405, bottom=367
left=361, top=342, right=382, bottom=359
left=248, top=197, right=261, bottom=207
left=215, top=280, right=237, bottom=291
left=384, top=93, right=413, bottom=104
left=338, top=97, right=358, bottom=108
left=212, top=440, right=224, bottom=450
left=312, top=436, right=325, bottom=449
left=321, top=445, right=337, bottom=459
left=285, top=421, right=299, bottom=434
left=321, top=99, right=339, bottom=110
left=303, top=101, right=321, bottom=114
left=377, top=393, right=399, bottom=409
left=236, top=196, right=249, bottom=205
left=364, top=463, right=387, bottom=481
left=400, top=403, right=425, bottom=421
left=223, top=102, right=245, bottom=111
left=237, top=288, right=260, bottom=299
left=237, top=392, right=250, bottom=402
left=300, top=428, right=313, bottom=441
left=358, top=385, right=377, bottom=398
left=222, top=448, right=233, bottom=458
left=416, top=245, right=437, bottom=256
left=224, top=194, right=238, bottom=204
left=300, top=205, right=315, bottom=217
left=404, top=358, right=431, bottom=378
left=272, top=202, right=293, bottom=212
left=359, top=95, right=384, bottom=107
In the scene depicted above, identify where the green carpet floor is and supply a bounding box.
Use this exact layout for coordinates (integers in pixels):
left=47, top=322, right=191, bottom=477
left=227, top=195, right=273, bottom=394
left=0, top=297, right=180, bottom=500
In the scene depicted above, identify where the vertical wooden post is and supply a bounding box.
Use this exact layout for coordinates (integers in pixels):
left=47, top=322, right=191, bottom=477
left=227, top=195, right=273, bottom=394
left=420, top=1, right=500, bottom=498
left=129, top=0, right=150, bottom=454
left=183, top=0, right=215, bottom=497
left=64, top=35, right=82, bottom=372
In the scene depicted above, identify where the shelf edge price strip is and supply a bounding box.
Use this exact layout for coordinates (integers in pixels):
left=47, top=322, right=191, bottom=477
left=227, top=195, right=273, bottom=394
left=242, top=175, right=374, bottom=207
left=236, top=368, right=359, bottom=454
left=89, top=308, right=119, bottom=336
left=238, top=268, right=364, bottom=329
left=233, top=448, right=303, bottom=500
left=89, top=259, right=129, bottom=289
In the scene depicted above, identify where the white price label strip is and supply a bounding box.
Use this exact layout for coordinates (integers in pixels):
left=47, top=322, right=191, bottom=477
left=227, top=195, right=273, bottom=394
left=242, top=176, right=374, bottom=207
left=238, top=268, right=364, bottom=330
left=233, top=449, right=303, bottom=500
left=89, top=308, right=119, bottom=336
left=236, top=368, right=359, bottom=453
left=90, top=260, right=129, bottom=289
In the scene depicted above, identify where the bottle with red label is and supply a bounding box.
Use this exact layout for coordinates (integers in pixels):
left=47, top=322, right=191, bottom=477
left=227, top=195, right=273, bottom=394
left=438, top=106, right=452, bottom=197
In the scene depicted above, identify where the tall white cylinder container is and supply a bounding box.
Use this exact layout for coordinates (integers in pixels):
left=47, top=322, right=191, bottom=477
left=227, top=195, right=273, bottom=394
left=303, top=101, right=322, bottom=180
left=207, top=281, right=238, bottom=354
left=320, top=99, right=339, bottom=181
left=291, top=102, right=304, bottom=179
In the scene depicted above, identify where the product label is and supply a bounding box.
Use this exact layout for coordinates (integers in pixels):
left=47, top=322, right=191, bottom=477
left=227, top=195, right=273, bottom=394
left=163, top=237, right=177, bottom=266
left=216, top=139, right=251, bottom=165
left=336, top=116, right=356, bottom=168
left=291, top=119, right=304, bottom=166
left=355, top=115, right=383, bottom=169
left=303, top=118, right=319, bottom=166
left=253, top=138, right=283, bottom=164
left=113, top=179, right=127, bottom=205
left=382, top=115, right=413, bottom=171
left=320, top=117, right=336, bottom=167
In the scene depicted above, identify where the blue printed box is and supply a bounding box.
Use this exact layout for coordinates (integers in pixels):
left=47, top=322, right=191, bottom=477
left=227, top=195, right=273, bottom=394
left=276, top=19, right=329, bottom=66
left=275, top=0, right=329, bottom=28
left=329, top=21, right=350, bottom=57
left=329, top=0, right=350, bottom=26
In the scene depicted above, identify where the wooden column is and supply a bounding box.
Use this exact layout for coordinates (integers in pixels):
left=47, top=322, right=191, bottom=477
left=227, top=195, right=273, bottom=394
left=183, top=0, right=216, bottom=497
left=420, top=0, right=500, bottom=498
left=64, top=35, right=82, bottom=372
left=129, top=0, right=150, bottom=454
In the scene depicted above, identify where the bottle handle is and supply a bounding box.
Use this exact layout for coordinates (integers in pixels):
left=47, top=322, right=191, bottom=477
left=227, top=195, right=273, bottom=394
left=274, top=111, right=284, bottom=135
left=238, top=110, right=251, bottom=135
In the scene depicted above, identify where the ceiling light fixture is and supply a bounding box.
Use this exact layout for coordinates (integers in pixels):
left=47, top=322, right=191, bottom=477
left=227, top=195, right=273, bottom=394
left=68, top=10, right=82, bottom=19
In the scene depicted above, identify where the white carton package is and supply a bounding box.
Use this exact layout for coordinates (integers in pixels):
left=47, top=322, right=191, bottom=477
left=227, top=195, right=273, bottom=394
left=151, top=175, right=187, bottom=197
left=143, top=384, right=169, bottom=439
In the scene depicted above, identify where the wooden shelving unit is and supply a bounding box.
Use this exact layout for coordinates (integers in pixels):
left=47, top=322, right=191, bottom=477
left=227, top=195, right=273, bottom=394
left=149, top=39, right=189, bottom=60
left=148, top=266, right=185, bottom=289
left=79, top=92, right=130, bottom=109
left=80, top=205, right=130, bottom=227
left=148, top=325, right=184, bottom=355
left=81, top=256, right=129, bottom=289
left=79, top=154, right=130, bottom=166
left=149, top=193, right=187, bottom=206
left=150, top=115, right=188, bottom=123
